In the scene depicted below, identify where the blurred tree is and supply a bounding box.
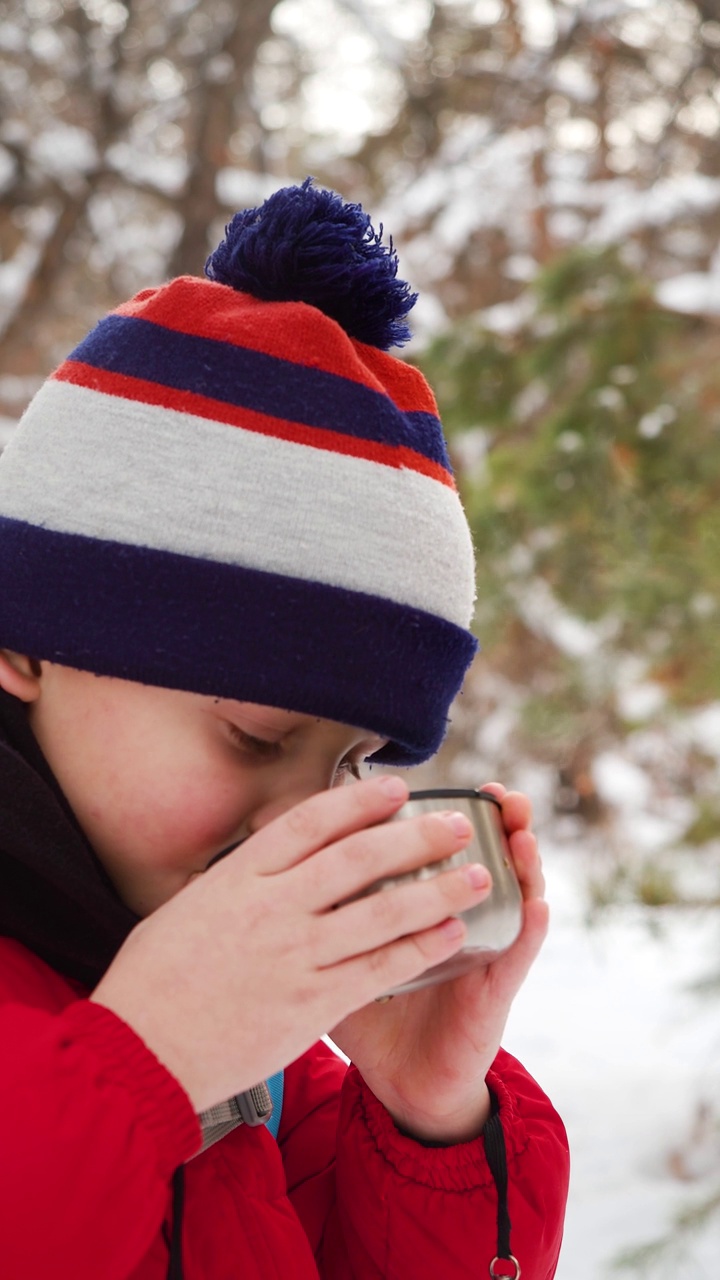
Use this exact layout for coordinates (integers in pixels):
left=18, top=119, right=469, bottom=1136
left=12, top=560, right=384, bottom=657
left=1, top=0, right=719, bottom=861
left=347, top=0, right=720, bottom=319
left=0, top=0, right=278, bottom=418
left=419, top=244, right=720, bottom=872
left=3, top=0, right=720, bottom=414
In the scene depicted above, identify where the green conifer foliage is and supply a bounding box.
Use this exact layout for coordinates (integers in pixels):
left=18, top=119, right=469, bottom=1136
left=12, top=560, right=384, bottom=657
left=418, top=247, right=720, bottom=844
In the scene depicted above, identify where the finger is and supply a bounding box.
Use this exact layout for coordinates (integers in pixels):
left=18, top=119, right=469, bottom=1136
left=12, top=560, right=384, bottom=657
left=487, top=897, right=549, bottom=996
left=478, top=783, right=533, bottom=835
left=235, top=774, right=410, bottom=875
left=478, top=781, right=506, bottom=803
left=292, top=809, right=475, bottom=911
left=508, top=829, right=545, bottom=899
left=501, top=791, right=532, bottom=834
left=314, top=861, right=492, bottom=967
left=324, top=915, right=470, bottom=1011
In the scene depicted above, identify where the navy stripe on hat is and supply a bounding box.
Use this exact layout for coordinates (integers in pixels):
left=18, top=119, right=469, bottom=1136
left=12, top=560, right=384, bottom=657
left=67, top=314, right=452, bottom=471
left=0, top=516, right=477, bottom=766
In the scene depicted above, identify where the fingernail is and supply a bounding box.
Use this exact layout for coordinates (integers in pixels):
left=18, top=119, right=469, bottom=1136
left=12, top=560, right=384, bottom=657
left=464, top=863, right=490, bottom=890
left=378, top=775, right=407, bottom=800
left=444, top=811, right=472, bottom=838
left=441, top=917, right=465, bottom=939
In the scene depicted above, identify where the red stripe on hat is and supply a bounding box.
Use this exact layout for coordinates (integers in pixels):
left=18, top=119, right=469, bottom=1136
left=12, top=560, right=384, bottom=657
left=114, top=280, right=439, bottom=415
left=53, top=361, right=456, bottom=489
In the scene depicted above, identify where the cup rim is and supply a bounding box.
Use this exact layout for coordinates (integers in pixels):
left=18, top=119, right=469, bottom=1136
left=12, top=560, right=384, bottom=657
left=407, top=787, right=501, bottom=811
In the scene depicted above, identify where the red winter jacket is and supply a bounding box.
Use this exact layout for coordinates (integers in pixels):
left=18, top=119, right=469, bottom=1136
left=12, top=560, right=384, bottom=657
left=0, top=935, right=568, bottom=1280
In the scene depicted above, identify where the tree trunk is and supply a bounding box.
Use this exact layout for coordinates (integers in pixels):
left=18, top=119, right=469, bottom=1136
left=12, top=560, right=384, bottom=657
left=167, top=0, right=278, bottom=278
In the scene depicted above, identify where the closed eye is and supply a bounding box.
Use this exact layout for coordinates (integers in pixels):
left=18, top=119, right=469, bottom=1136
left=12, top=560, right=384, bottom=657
left=226, top=722, right=363, bottom=783
left=226, top=723, right=282, bottom=759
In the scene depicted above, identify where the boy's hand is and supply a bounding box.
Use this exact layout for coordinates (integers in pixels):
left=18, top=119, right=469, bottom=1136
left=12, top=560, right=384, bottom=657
left=330, top=784, right=548, bottom=1144
left=90, top=775, right=493, bottom=1114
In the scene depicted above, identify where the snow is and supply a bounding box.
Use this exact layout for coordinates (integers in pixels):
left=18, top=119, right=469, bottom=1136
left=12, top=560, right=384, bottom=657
left=480, top=293, right=536, bottom=335
left=387, top=123, right=541, bottom=267
left=269, top=0, right=406, bottom=147
left=637, top=405, right=676, bottom=439
left=389, top=152, right=720, bottom=329
left=615, top=680, right=666, bottom=720
left=0, top=145, right=15, bottom=194
left=504, top=846, right=720, bottom=1277
left=656, top=272, right=720, bottom=317
left=215, top=168, right=292, bottom=210
left=0, top=240, right=44, bottom=327
left=29, top=124, right=98, bottom=177
left=510, top=577, right=611, bottom=658
left=592, top=750, right=653, bottom=807
left=106, top=142, right=188, bottom=196
left=591, top=174, right=720, bottom=243
left=681, top=703, right=720, bottom=759
left=551, top=56, right=598, bottom=104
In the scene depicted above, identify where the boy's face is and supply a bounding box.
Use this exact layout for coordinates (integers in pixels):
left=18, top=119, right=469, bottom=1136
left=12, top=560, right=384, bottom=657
left=3, top=658, right=384, bottom=916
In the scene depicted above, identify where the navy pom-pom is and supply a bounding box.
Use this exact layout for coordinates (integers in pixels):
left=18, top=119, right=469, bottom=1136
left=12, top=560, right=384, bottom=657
left=204, top=178, right=417, bottom=350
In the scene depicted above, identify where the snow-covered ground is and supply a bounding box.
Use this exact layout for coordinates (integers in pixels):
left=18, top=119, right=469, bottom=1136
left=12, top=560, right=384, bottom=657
left=504, top=845, right=720, bottom=1278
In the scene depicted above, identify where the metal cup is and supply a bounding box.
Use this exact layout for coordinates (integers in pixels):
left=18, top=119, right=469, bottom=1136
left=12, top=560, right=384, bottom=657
left=372, top=788, right=523, bottom=996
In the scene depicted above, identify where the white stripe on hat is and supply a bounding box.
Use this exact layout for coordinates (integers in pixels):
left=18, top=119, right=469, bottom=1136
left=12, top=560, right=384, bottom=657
left=0, top=380, right=476, bottom=628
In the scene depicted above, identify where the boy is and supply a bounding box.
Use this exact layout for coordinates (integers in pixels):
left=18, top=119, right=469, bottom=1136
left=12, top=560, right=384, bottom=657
left=0, top=181, right=568, bottom=1278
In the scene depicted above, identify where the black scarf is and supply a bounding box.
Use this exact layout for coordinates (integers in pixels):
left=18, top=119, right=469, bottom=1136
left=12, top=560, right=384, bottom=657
left=0, top=688, right=138, bottom=987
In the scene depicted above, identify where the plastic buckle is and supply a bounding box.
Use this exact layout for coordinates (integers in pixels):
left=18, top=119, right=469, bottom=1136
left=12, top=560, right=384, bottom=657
left=236, top=1082, right=273, bottom=1126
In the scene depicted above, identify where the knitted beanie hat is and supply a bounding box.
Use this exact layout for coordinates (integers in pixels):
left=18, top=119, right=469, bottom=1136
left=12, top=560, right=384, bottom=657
left=0, top=181, right=477, bottom=765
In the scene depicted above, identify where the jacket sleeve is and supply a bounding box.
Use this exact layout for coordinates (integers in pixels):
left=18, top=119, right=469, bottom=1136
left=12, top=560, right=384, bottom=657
left=281, top=1042, right=569, bottom=1280
left=0, top=987, right=201, bottom=1280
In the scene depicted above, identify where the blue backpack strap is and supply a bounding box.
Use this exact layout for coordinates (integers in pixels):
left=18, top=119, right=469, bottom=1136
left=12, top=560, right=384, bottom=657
left=264, top=1070, right=284, bottom=1141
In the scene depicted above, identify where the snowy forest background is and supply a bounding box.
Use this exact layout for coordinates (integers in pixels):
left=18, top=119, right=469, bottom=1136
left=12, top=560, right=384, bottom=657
left=1, top=0, right=719, bottom=1273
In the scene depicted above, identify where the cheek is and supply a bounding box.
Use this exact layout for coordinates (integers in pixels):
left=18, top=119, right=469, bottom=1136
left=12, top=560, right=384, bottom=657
left=121, top=762, right=248, bottom=860
left=78, top=740, right=245, bottom=864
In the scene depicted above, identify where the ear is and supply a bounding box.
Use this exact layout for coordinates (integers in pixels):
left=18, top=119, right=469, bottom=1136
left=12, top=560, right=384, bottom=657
left=0, top=651, right=43, bottom=703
